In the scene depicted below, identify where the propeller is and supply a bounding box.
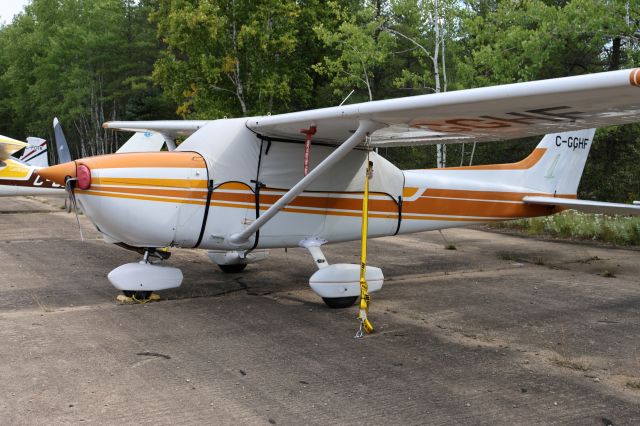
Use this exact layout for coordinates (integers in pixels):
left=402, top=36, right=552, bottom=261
left=53, top=118, right=72, bottom=164
left=52, top=118, right=75, bottom=213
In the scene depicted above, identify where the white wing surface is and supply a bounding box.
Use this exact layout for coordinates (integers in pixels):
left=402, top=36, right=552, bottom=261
left=116, top=131, right=169, bottom=153
left=247, top=68, right=640, bottom=146
left=103, top=120, right=211, bottom=138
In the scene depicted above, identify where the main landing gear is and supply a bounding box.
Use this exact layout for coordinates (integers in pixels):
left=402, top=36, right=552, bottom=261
left=300, top=238, right=384, bottom=309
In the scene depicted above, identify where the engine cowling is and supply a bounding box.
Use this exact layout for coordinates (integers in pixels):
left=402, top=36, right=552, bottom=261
left=38, top=152, right=209, bottom=248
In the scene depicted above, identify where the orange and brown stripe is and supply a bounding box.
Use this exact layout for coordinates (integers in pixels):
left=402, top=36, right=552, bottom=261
left=79, top=181, right=567, bottom=222
left=79, top=152, right=206, bottom=169
left=435, top=148, right=546, bottom=171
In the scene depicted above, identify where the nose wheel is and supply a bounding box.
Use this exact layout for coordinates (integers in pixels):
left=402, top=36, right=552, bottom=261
left=121, top=290, right=152, bottom=300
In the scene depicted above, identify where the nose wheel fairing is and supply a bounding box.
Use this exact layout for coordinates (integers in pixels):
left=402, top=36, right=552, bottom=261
left=108, top=261, right=184, bottom=293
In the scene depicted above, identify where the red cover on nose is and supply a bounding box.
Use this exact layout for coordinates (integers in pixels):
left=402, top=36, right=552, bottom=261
left=77, top=164, right=91, bottom=190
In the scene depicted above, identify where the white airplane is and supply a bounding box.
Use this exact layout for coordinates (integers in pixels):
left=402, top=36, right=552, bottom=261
left=39, top=68, right=640, bottom=332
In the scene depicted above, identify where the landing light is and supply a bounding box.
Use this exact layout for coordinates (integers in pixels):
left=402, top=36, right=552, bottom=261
left=77, top=164, right=91, bottom=190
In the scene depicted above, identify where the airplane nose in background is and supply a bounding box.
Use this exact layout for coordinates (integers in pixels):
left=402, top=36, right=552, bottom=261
left=37, top=161, right=76, bottom=186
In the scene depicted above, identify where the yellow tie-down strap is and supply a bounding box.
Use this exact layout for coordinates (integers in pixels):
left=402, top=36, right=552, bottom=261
left=356, top=155, right=374, bottom=337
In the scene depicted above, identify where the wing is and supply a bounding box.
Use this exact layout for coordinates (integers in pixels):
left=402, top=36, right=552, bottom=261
left=0, top=135, right=28, bottom=161
left=523, top=196, right=640, bottom=216
left=247, top=68, right=640, bottom=147
left=103, top=120, right=211, bottom=138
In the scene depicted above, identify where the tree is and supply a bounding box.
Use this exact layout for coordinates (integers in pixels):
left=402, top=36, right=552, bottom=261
left=0, top=0, right=170, bottom=157
left=152, top=0, right=312, bottom=118
left=313, top=2, right=395, bottom=103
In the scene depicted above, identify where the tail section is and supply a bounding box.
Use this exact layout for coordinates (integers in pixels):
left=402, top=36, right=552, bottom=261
left=521, top=128, right=595, bottom=195
left=19, top=137, right=49, bottom=167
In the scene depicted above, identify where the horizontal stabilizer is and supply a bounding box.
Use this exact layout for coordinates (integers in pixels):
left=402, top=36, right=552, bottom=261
left=523, top=196, right=640, bottom=216
left=103, top=120, right=210, bottom=138
left=0, top=135, right=28, bottom=161
left=116, top=131, right=168, bottom=153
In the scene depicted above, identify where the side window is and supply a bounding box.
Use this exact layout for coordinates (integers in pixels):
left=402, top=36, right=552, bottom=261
left=0, top=160, right=6, bottom=168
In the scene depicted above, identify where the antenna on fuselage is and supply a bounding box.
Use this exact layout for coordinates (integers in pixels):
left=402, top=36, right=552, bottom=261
left=339, top=89, right=356, bottom=107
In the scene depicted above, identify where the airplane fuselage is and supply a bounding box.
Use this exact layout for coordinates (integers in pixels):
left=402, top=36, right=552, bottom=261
left=0, top=158, right=64, bottom=196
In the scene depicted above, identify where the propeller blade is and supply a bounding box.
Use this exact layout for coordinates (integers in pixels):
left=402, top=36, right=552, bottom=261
left=53, top=117, right=72, bottom=164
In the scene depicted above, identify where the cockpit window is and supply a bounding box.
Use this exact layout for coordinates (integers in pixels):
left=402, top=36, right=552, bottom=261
left=0, top=160, right=6, bottom=168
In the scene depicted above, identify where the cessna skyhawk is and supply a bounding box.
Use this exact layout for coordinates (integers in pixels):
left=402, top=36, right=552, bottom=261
left=39, top=69, right=640, bottom=332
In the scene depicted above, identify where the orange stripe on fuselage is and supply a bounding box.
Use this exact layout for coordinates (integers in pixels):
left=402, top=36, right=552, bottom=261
left=80, top=180, right=566, bottom=221
left=92, top=177, right=209, bottom=189
left=78, top=152, right=206, bottom=169
left=419, top=188, right=578, bottom=201
left=404, top=194, right=553, bottom=218
left=91, top=185, right=209, bottom=200
left=436, top=148, right=546, bottom=171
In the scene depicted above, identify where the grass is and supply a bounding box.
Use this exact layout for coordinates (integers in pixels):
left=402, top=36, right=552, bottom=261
left=627, top=380, right=640, bottom=389
left=601, top=270, right=616, bottom=278
left=489, top=211, right=640, bottom=246
left=552, top=356, right=591, bottom=372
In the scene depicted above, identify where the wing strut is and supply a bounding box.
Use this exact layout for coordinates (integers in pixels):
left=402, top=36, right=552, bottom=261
left=229, top=120, right=381, bottom=245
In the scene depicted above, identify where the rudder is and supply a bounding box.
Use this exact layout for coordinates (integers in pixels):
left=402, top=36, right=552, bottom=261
left=522, top=128, right=595, bottom=195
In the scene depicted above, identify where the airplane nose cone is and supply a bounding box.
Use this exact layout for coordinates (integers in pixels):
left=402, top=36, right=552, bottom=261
left=37, top=161, right=76, bottom=186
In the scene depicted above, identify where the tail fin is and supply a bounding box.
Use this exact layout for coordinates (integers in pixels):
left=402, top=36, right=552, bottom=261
left=522, top=128, right=595, bottom=195
left=19, top=137, right=49, bottom=167
left=116, top=131, right=169, bottom=153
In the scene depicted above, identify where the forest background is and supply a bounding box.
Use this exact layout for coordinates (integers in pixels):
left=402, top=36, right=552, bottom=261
left=0, top=0, right=639, bottom=202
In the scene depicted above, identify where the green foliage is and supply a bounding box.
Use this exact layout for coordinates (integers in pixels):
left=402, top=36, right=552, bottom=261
left=0, top=0, right=171, bottom=157
left=492, top=211, right=640, bottom=246
left=152, top=0, right=313, bottom=118
left=459, top=0, right=639, bottom=87
left=313, top=2, right=395, bottom=102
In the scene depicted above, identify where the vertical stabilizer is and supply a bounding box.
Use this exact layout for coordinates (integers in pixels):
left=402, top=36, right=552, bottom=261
left=522, top=128, right=595, bottom=195
left=19, top=137, right=49, bottom=167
